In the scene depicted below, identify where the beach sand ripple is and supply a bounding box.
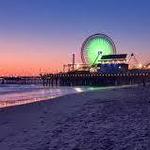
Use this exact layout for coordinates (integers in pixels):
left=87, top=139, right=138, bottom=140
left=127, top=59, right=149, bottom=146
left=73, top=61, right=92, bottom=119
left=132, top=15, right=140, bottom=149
left=0, top=86, right=149, bottom=150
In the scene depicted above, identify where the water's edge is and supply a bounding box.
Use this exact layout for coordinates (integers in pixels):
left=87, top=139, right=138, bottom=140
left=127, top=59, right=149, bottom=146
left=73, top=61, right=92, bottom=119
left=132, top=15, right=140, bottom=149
left=0, top=84, right=137, bottom=108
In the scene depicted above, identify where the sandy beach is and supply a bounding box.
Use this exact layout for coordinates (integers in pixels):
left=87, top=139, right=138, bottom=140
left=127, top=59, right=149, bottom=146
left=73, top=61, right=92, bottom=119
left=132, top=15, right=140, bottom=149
left=0, top=85, right=149, bottom=150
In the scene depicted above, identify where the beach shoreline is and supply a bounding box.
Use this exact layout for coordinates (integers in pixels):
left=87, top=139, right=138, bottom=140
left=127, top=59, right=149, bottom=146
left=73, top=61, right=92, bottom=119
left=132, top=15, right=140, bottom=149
left=0, top=85, right=149, bottom=150
left=0, top=84, right=137, bottom=109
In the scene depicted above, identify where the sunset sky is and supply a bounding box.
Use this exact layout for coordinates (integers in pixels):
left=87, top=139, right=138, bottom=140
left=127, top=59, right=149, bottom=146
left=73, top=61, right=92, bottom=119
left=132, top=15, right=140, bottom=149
left=0, top=0, right=150, bottom=76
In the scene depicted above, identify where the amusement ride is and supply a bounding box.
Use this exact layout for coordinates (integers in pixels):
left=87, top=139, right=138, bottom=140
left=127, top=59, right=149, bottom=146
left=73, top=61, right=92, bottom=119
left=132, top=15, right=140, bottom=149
left=63, top=33, right=149, bottom=73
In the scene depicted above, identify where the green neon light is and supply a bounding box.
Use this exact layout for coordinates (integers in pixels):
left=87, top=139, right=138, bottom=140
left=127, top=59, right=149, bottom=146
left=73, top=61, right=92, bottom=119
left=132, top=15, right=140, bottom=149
left=86, top=37, right=114, bottom=64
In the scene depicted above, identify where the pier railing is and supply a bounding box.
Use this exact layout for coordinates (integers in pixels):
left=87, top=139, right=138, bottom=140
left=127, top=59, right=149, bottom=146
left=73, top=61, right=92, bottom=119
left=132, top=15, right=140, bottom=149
left=0, top=71, right=149, bottom=87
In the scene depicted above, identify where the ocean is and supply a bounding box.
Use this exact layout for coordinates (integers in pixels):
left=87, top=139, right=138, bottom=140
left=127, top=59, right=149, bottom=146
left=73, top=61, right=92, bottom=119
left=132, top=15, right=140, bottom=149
left=0, top=84, right=96, bottom=108
left=0, top=84, right=132, bottom=108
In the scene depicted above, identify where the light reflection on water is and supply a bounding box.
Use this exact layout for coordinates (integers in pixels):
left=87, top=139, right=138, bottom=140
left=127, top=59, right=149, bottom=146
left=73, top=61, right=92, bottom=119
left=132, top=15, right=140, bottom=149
left=0, top=84, right=133, bottom=108
left=0, top=85, right=95, bottom=108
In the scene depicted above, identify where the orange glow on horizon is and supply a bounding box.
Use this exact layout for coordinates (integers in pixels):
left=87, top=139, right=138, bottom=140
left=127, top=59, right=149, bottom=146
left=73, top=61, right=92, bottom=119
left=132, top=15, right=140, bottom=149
left=0, top=38, right=75, bottom=76
left=0, top=37, right=149, bottom=76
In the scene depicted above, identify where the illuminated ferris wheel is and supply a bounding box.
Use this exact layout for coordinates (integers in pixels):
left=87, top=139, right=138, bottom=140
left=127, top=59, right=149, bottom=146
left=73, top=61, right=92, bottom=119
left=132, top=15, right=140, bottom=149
left=81, top=33, right=116, bottom=65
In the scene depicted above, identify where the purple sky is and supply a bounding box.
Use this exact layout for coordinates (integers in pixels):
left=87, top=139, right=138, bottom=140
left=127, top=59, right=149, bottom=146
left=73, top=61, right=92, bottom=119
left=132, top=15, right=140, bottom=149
left=0, top=0, right=149, bottom=75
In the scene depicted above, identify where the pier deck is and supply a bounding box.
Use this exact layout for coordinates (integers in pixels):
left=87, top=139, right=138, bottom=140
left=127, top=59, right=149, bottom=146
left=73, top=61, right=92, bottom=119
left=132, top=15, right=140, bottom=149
left=0, top=70, right=149, bottom=87
left=41, top=71, right=150, bottom=86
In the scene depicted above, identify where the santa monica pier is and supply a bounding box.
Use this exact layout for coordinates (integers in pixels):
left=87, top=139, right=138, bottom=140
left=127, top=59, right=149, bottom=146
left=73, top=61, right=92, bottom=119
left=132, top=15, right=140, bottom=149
left=1, top=33, right=150, bottom=86
left=41, top=33, right=150, bottom=86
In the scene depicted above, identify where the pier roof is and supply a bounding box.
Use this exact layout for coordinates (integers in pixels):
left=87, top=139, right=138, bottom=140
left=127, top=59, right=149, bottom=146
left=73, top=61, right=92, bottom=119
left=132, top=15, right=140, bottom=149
left=101, top=54, right=127, bottom=60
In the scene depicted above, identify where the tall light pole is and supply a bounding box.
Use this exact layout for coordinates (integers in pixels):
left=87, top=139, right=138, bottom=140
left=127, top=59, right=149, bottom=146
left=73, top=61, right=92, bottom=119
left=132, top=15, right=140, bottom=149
left=72, top=53, right=75, bottom=71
